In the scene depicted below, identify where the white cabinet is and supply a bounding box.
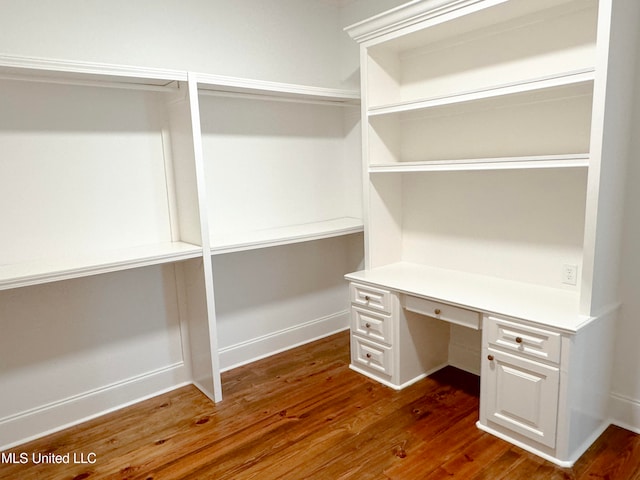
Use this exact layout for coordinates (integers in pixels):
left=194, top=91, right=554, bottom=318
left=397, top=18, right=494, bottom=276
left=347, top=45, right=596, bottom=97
left=348, top=283, right=450, bottom=389
left=482, top=315, right=562, bottom=449
left=349, top=283, right=397, bottom=383
left=483, top=348, right=560, bottom=449
left=345, top=0, right=638, bottom=467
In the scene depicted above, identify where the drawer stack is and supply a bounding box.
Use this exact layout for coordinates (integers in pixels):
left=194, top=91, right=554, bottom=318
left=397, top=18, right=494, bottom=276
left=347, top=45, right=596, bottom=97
left=349, top=282, right=395, bottom=381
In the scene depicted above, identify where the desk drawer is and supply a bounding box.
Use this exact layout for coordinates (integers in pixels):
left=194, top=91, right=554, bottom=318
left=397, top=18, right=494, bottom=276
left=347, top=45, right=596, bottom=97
left=486, top=315, right=561, bottom=364
left=351, top=335, right=393, bottom=376
left=350, top=283, right=392, bottom=314
left=403, top=295, right=480, bottom=330
left=352, top=306, right=392, bottom=345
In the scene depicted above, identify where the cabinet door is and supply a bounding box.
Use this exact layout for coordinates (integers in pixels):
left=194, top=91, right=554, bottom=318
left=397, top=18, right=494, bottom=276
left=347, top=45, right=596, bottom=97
left=484, top=348, right=559, bottom=448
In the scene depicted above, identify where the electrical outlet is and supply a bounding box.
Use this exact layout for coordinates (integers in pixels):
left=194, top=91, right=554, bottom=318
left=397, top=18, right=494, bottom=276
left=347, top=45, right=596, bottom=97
left=562, top=264, right=578, bottom=286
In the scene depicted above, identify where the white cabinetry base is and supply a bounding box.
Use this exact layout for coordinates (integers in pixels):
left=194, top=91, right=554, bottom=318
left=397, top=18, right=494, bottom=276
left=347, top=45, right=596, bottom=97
left=348, top=363, right=447, bottom=391
left=476, top=420, right=610, bottom=468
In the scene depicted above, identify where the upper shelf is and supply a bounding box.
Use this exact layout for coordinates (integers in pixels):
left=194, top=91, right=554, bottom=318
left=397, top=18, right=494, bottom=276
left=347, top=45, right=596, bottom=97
left=210, top=217, right=364, bottom=255
left=0, top=55, right=362, bottom=105
left=368, top=69, right=595, bottom=118
left=0, top=54, right=186, bottom=89
left=0, top=242, right=203, bottom=291
left=195, top=72, right=360, bottom=106
left=369, top=154, right=590, bottom=173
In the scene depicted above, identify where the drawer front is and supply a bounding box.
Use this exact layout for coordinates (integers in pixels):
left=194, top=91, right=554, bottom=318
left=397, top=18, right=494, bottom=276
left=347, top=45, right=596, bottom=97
left=352, top=306, right=392, bottom=345
left=485, top=315, right=561, bottom=364
left=403, top=295, right=480, bottom=330
left=350, top=283, right=392, bottom=314
left=351, top=335, right=393, bottom=376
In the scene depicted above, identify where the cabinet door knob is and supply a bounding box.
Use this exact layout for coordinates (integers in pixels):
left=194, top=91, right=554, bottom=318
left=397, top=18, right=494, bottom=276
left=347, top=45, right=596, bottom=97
left=364, top=295, right=370, bottom=301
left=366, top=353, right=372, bottom=359
left=515, top=337, right=523, bottom=344
left=487, top=354, right=494, bottom=361
left=365, top=323, right=371, bottom=329
left=434, top=308, right=441, bottom=315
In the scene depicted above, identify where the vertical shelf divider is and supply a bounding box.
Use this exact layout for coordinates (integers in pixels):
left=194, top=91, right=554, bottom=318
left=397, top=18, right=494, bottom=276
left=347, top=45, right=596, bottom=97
left=166, top=72, right=222, bottom=402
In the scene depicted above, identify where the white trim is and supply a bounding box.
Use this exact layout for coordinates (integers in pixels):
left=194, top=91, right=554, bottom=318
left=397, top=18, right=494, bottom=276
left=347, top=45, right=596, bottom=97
left=0, top=363, right=190, bottom=452
left=0, top=53, right=186, bottom=83
left=476, top=420, right=610, bottom=468
left=344, top=0, right=482, bottom=44
left=218, top=311, right=350, bottom=372
left=610, top=392, right=640, bottom=434
left=349, top=362, right=448, bottom=390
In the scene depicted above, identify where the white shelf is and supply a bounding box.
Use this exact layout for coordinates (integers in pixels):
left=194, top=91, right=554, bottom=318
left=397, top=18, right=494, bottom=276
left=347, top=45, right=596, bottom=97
left=0, top=242, right=203, bottom=290
left=196, top=72, right=360, bottom=105
left=345, top=262, right=588, bottom=332
left=369, top=154, right=590, bottom=173
left=0, top=54, right=186, bottom=89
left=368, top=69, right=595, bottom=118
left=210, top=217, right=364, bottom=255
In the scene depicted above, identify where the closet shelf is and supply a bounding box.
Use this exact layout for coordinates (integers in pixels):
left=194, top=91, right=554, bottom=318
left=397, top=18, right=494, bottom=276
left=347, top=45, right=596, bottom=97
left=0, top=242, right=202, bottom=290
left=0, top=54, right=186, bottom=89
left=196, top=73, right=360, bottom=105
left=210, top=217, right=364, bottom=255
left=345, top=262, right=587, bottom=332
left=369, top=154, right=590, bottom=173
left=367, top=69, right=595, bottom=117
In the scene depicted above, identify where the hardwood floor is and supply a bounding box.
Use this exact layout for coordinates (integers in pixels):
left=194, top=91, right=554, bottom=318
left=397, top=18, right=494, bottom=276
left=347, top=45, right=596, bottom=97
left=2, top=331, right=640, bottom=480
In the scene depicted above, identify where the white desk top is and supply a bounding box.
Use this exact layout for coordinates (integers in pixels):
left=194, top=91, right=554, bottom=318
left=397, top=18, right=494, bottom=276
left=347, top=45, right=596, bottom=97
left=345, top=262, right=591, bottom=332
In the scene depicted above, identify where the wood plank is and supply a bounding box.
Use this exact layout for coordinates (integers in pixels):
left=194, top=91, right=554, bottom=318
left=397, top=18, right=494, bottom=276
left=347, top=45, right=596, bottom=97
left=1, top=332, right=639, bottom=480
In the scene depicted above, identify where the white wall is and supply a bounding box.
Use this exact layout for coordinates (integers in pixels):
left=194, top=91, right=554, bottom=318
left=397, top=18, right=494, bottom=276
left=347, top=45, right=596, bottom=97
left=338, top=0, right=408, bottom=89
left=611, top=40, right=640, bottom=432
left=0, top=0, right=342, bottom=86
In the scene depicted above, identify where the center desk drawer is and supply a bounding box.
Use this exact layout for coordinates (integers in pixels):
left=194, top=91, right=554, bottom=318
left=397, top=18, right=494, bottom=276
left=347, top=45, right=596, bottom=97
left=352, top=306, right=392, bottom=345
left=486, top=315, right=561, bottom=364
left=403, top=295, right=480, bottom=330
left=350, top=283, right=392, bottom=314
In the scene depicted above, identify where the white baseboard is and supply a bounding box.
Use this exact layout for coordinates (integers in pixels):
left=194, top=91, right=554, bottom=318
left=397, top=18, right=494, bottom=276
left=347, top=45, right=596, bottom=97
left=0, top=362, right=190, bottom=452
left=219, top=310, right=350, bottom=372
left=349, top=362, right=448, bottom=390
left=610, top=391, right=640, bottom=434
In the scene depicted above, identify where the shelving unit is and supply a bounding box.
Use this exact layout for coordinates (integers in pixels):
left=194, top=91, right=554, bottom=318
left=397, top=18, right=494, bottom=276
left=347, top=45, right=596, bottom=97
left=0, top=55, right=363, bottom=450
left=346, top=0, right=637, bottom=467
left=348, top=0, right=599, bottom=293
left=0, top=58, right=204, bottom=289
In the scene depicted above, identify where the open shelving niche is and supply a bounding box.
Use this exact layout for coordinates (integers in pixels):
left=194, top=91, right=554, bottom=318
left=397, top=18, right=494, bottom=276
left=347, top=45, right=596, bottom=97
left=0, top=54, right=363, bottom=450
left=0, top=56, right=205, bottom=291
left=194, top=72, right=363, bottom=255
left=347, top=0, right=602, bottom=331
